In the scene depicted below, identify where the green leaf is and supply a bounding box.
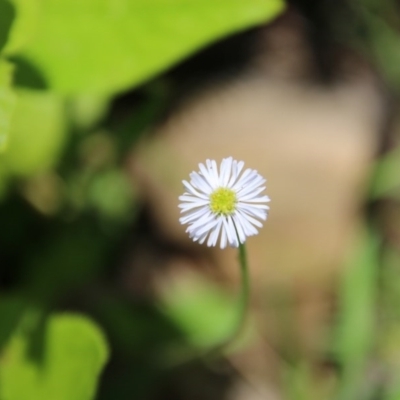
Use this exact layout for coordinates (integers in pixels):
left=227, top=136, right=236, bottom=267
left=16, top=0, right=285, bottom=94
left=1, top=88, right=67, bottom=175
left=0, top=313, right=109, bottom=400
left=0, top=60, right=16, bottom=152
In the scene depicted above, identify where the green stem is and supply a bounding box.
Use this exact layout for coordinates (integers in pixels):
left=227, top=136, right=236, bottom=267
left=206, top=240, right=250, bottom=360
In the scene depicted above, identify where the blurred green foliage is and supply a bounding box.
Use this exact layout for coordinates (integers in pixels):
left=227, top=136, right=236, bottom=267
left=0, top=0, right=286, bottom=399
left=334, top=229, right=380, bottom=400
left=160, top=274, right=239, bottom=351
left=3, top=89, right=66, bottom=176
left=1, top=0, right=400, bottom=398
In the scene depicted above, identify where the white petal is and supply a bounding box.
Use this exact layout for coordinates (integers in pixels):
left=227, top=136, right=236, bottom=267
left=179, top=194, right=206, bottom=203
left=207, top=218, right=223, bottom=247
left=182, top=180, right=208, bottom=199
left=239, top=202, right=269, bottom=210
left=198, top=232, right=209, bottom=244
left=228, top=160, right=245, bottom=187
left=219, top=225, right=228, bottom=249
left=234, top=212, right=254, bottom=237
left=237, top=176, right=265, bottom=197
left=179, top=200, right=209, bottom=212
left=232, top=214, right=246, bottom=243
left=190, top=172, right=213, bottom=194
left=242, top=195, right=271, bottom=203
left=235, top=211, right=259, bottom=236
left=190, top=215, right=218, bottom=236
left=232, top=168, right=254, bottom=191
left=234, top=171, right=262, bottom=193
left=179, top=206, right=209, bottom=225
left=199, top=162, right=217, bottom=189
left=186, top=210, right=214, bottom=233
left=227, top=217, right=239, bottom=247
left=236, top=209, right=264, bottom=228
left=191, top=230, right=208, bottom=244
left=221, top=218, right=234, bottom=247
left=222, top=217, right=237, bottom=247
left=238, top=186, right=266, bottom=201
left=219, top=158, right=228, bottom=185
left=207, top=159, right=220, bottom=186
left=221, top=157, right=233, bottom=187
left=237, top=203, right=268, bottom=220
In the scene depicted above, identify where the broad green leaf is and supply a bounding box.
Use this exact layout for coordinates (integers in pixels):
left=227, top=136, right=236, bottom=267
left=16, top=0, right=285, bottom=94
left=0, top=60, right=16, bottom=151
left=1, top=88, right=66, bottom=175
left=0, top=313, right=109, bottom=400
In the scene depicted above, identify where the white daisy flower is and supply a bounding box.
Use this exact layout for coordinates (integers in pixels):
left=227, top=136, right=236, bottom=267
left=178, top=157, right=270, bottom=249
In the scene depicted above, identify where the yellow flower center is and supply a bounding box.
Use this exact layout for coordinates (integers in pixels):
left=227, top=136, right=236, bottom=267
left=209, top=187, right=237, bottom=216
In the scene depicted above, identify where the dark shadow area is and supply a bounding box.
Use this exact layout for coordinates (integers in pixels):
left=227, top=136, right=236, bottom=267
left=11, top=56, right=48, bottom=90
left=0, top=0, right=15, bottom=52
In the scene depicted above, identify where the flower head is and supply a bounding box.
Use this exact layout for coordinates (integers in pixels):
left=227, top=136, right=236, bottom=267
left=178, top=157, right=270, bottom=249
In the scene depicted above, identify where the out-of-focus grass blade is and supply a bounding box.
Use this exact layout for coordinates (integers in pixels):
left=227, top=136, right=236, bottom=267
left=380, top=248, right=400, bottom=400
left=334, top=227, right=380, bottom=400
